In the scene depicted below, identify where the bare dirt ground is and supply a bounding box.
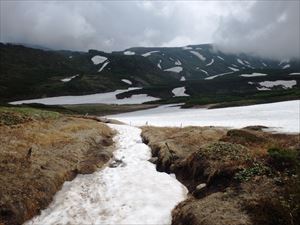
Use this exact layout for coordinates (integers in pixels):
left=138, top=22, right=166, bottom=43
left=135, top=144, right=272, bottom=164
left=0, top=107, right=115, bottom=225
left=142, top=126, right=300, bottom=225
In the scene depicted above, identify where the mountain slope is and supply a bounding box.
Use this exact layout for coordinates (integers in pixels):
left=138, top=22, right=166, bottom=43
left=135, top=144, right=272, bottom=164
left=0, top=43, right=299, bottom=103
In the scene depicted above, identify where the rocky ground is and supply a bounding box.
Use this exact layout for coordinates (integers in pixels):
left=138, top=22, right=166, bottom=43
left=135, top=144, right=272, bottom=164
left=0, top=107, right=115, bottom=225
left=142, top=126, right=300, bottom=225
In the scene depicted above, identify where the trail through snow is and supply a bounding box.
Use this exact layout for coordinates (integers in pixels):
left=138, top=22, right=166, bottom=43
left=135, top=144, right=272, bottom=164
left=25, top=124, right=187, bottom=225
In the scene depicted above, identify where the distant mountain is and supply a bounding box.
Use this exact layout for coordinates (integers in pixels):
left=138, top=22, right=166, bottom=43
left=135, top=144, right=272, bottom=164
left=0, top=42, right=299, bottom=103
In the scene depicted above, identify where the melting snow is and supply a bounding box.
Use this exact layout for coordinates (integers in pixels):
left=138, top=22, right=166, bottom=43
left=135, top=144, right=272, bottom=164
left=91, top=56, right=107, bottom=65
left=142, top=51, right=159, bottom=57
left=205, top=72, right=233, bottom=80
left=289, top=72, right=300, bottom=75
left=164, top=66, right=183, bottom=73
left=108, top=100, right=300, bottom=133
left=61, top=75, right=79, bottom=82
left=25, top=124, right=187, bottom=225
left=121, top=79, right=132, bottom=85
left=98, top=61, right=109, bottom=72
left=240, top=73, right=267, bottom=77
left=172, top=87, right=189, bottom=97
left=228, top=67, right=239, bottom=72
left=10, top=88, right=160, bottom=105
left=258, top=80, right=297, bottom=89
left=190, top=51, right=206, bottom=61
left=124, top=51, right=135, bottom=55
left=206, top=59, right=214, bottom=66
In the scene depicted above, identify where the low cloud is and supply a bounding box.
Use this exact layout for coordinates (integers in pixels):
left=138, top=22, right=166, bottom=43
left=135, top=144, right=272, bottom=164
left=0, top=1, right=299, bottom=60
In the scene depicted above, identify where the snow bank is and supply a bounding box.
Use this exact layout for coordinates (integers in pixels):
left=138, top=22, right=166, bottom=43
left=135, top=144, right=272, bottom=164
left=142, top=51, right=159, bottom=57
left=91, top=55, right=107, bottom=65
left=124, top=51, right=135, bottom=55
left=190, top=51, right=206, bottom=61
left=10, top=88, right=160, bottom=105
left=98, top=61, right=109, bottom=72
left=172, top=87, right=189, bottom=97
left=164, top=66, right=183, bottom=73
left=121, top=79, right=132, bottom=85
left=61, top=75, right=79, bottom=82
left=108, top=100, right=300, bottom=133
left=240, top=73, right=267, bottom=77
left=258, top=80, right=297, bottom=89
left=25, top=124, right=187, bottom=225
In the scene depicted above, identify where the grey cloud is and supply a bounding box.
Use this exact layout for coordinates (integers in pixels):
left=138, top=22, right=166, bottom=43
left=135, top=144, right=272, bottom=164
left=0, top=1, right=299, bottom=60
left=213, top=1, right=300, bottom=60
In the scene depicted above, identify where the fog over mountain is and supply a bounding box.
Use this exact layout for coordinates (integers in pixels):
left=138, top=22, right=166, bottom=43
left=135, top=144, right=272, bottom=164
left=0, top=1, right=299, bottom=60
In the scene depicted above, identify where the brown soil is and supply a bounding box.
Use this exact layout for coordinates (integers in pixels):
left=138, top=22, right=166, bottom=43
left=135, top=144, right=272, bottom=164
left=0, top=112, right=115, bottom=225
left=141, top=126, right=300, bottom=225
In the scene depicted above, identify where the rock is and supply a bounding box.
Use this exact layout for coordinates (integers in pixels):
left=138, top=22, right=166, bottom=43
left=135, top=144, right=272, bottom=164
left=148, top=157, right=158, bottom=164
left=193, top=183, right=207, bottom=198
left=109, top=158, right=126, bottom=168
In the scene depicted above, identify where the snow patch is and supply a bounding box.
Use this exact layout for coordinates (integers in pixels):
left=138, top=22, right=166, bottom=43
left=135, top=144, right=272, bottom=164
left=180, top=76, right=186, bottom=81
left=258, top=80, right=297, bottom=89
left=283, top=64, right=290, bottom=69
left=240, top=73, right=267, bottom=77
left=10, top=88, right=160, bottom=105
left=172, top=87, right=189, bottom=97
left=190, top=51, right=206, bottom=61
left=124, top=51, right=135, bottom=55
left=121, top=79, right=132, bottom=85
left=200, top=69, right=209, bottom=76
left=164, top=66, right=183, bottom=73
left=91, top=55, right=107, bottom=65
left=98, top=61, right=109, bottom=72
left=228, top=67, right=239, bottom=72
left=157, top=60, right=162, bottom=69
left=205, top=72, right=233, bottom=80
left=217, top=56, right=224, bottom=61
left=182, top=46, right=192, bottom=50
left=237, top=59, right=246, bottom=66
left=142, top=51, right=159, bottom=57
left=175, top=59, right=182, bottom=66
left=61, top=75, right=79, bottom=82
left=108, top=100, right=300, bottom=133
left=289, top=72, right=300, bottom=75
left=206, top=59, right=214, bottom=66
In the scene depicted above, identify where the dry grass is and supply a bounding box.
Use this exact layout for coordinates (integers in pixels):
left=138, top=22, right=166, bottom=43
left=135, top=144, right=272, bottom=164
left=0, top=112, right=115, bottom=225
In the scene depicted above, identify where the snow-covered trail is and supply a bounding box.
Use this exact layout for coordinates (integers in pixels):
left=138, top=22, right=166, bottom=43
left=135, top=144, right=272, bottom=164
left=25, top=124, right=187, bottom=225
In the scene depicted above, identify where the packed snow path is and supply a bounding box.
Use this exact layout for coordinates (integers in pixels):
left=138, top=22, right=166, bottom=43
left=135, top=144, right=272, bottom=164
left=25, top=124, right=187, bottom=225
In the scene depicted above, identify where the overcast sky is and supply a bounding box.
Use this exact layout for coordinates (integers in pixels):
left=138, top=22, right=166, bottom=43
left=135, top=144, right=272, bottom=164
left=0, top=0, right=299, bottom=60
